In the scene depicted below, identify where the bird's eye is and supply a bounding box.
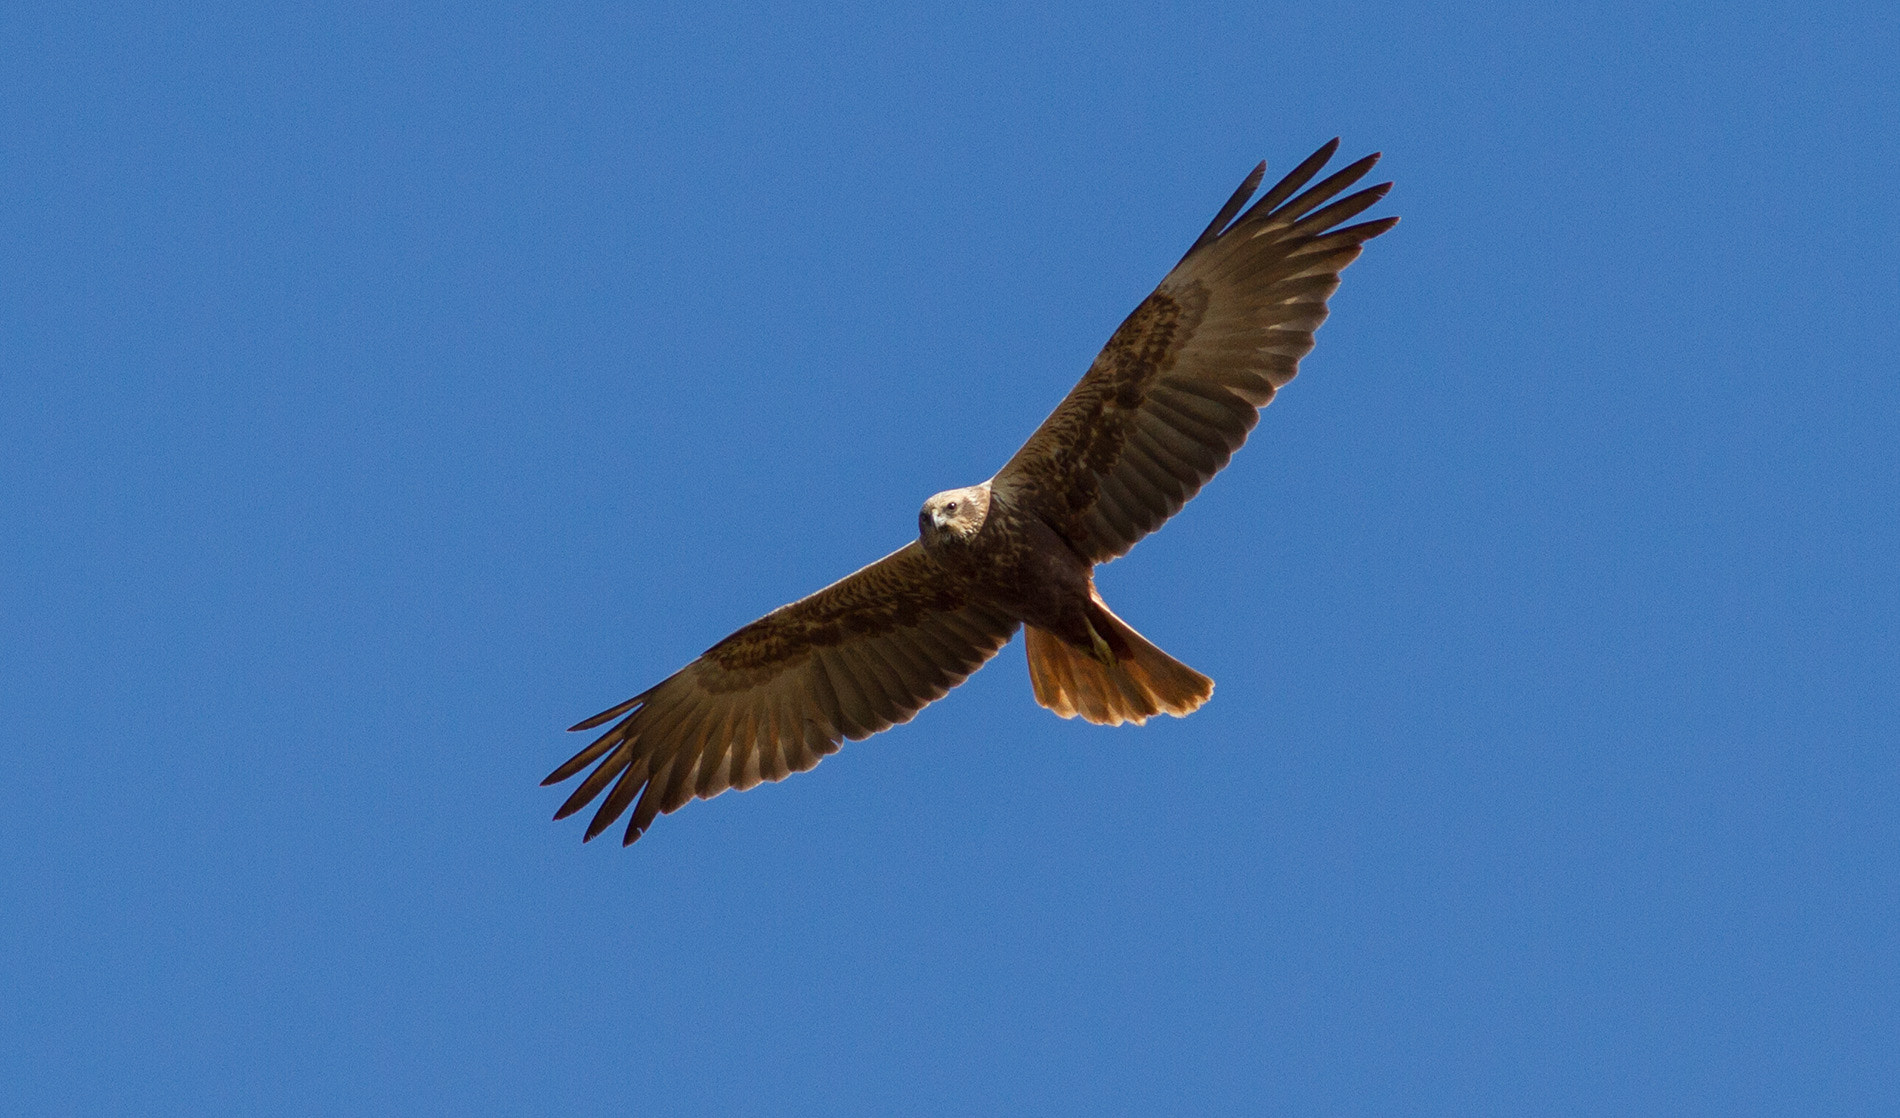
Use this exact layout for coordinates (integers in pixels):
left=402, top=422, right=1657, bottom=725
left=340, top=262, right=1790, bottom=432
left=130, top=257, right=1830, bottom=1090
left=946, top=502, right=958, bottom=512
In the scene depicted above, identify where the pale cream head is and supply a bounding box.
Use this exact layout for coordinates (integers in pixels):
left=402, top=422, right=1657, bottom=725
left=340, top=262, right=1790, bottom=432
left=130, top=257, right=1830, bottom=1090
left=918, top=484, right=992, bottom=549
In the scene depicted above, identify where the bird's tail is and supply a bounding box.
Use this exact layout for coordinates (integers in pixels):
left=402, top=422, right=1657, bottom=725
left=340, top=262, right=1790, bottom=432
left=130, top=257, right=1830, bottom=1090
left=1024, top=592, right=1213, bottom=726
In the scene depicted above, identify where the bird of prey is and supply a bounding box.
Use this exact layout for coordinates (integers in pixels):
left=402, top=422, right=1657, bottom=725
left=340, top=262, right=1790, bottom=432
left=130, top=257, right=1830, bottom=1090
left=547, top=140, right=1396, bottom=845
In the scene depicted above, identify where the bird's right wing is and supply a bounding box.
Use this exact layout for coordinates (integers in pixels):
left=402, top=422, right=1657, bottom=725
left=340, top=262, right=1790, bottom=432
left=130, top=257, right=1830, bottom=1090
left=992, top=141, right=1397, bottom=563
left=546, top=542, right=1019, bottom=845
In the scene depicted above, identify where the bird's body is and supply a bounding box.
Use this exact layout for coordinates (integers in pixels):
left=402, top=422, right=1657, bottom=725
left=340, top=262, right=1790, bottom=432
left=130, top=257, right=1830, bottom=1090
left=921, top=483, right=1084, bottom=643
left=548, top=141, right=1397, bottom=844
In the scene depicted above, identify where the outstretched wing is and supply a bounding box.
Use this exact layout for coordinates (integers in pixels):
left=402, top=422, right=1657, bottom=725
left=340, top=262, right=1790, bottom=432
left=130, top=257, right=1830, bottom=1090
left=991, top=141, right=1397, bottom=563
left=546, top=542, right=1019, bottom=845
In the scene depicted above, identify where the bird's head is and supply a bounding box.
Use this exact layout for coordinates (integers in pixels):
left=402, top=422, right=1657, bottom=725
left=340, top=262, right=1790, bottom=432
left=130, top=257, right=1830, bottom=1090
left=918, top=484, right=992, bottom=550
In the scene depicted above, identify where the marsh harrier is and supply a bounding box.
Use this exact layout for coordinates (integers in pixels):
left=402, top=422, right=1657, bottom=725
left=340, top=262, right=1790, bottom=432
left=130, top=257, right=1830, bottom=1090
left=548, top=141, right=1396, bottom=844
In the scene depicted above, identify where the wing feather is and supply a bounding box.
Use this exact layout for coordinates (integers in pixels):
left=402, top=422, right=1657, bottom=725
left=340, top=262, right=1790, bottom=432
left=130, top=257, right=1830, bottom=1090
left=1142, top=388, right=1241, bottom=446
left=879, top=632, right=946, bottom=705
left=823, top=645, right=883, bottom=739
left=626, top=759, right=673, bottom=839
left=757, top=713, right=792, bottom=784
left=901, top=621, right=966, bottom=673
left=543, top=724, right=621, bottom=788
left=1121, top=439, right=1188, bottom=501
left=849, top=639, right=911, bottom=722
left=1282, top=180, right=1392, bottom=240
left=992, top=142, right=1395, bottom=562
left=547, top=541, right=1019, bottom=844
left=695, top=705, right=743, bottom=799
left=1235, top=139, right=1341, bottom=224
left=586, top=754, right=649, bottom=842
left=1273, top=155, right=1383, bottom=223
left=1090, top=474, right=1142, bottom=546
left=555, top=747, right=631, bottom=822
left=1133, top=414, right=1224, bottom=477
left=803, top=649, right=848, bottom=736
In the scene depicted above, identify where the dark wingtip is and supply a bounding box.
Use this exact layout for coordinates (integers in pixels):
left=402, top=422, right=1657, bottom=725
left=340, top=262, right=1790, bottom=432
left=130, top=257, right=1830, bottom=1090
left=621, top=822, right=645, bottom=847
left=568, top=710, right=618, bottom=733
left=1241, top=140, right=1347, bottom=224
left=569, top=692, right=645, bottom=732
left=1335, top=151, right=1383, bottom=184
left=1349, top=213, right=1401, bottom=238
left=542, top=729, right=620, bottom=786
left=1179, top=159, right=1269, bottom=264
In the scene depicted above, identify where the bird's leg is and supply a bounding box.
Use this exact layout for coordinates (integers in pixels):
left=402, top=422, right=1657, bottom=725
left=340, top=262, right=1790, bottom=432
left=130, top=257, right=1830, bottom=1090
left=1086, top=619, right=1117, bottom=667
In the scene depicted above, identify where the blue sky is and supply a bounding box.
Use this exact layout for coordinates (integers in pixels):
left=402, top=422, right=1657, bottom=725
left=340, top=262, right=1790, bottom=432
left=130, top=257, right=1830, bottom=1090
left=4, top=2, right=1895, bottom=1114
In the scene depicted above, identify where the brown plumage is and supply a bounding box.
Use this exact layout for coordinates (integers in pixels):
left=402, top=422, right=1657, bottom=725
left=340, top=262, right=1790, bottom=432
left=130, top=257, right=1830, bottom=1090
left=549, top=140, right=1397, bottom=844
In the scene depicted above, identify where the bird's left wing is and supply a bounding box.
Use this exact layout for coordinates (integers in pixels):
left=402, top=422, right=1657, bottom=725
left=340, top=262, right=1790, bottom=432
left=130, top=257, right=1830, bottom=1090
left=546, top=542, right=1019, bottom=845
left=991, top=141, right=1397, bottom=563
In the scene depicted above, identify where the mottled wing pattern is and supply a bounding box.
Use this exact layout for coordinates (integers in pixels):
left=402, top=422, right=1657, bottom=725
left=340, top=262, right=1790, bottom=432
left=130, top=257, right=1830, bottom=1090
left=547, top=542, right=1019, bottom=845
left=992, top=141, right=1397, bottom=563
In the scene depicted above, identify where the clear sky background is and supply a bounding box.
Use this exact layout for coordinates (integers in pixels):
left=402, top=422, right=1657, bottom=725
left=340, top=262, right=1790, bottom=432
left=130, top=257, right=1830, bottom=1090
left=4, top=2, right=1895, bottom=1114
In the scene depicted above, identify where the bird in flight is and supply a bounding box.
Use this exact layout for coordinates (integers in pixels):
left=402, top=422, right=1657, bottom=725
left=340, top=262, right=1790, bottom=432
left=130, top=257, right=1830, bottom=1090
left=547, top=140, right=1396, bottom=845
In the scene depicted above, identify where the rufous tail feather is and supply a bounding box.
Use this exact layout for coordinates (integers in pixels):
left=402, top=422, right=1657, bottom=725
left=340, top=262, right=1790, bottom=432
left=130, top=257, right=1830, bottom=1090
left=1024, top=595, right=1213, bottom=726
